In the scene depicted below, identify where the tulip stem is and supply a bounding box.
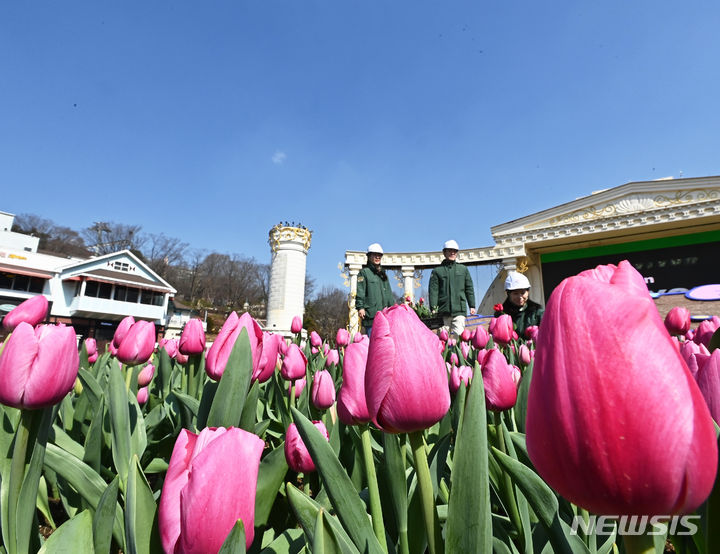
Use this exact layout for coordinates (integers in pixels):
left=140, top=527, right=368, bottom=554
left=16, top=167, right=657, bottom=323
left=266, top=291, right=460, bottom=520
left=623, top=533, right=656, bottom=554
left=124, top=364, right=133, bottom=391
left=188, top=354, right=201, bottom=399
left=360, top=426, right=387, bottom=551
left=494, top=415, right=523, bottom=547
left=409, top=431, right=443, bottom=554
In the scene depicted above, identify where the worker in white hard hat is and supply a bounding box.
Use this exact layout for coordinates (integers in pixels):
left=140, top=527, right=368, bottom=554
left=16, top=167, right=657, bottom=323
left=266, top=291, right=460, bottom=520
left=355, top=243, right=395, bottom=337
left=429, top=239, right=476, bottom=338
left=494, top=270, right=544, bottom=338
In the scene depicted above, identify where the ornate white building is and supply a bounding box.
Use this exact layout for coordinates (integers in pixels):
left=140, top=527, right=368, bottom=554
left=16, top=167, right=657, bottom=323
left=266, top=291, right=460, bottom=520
left=265, top=223, right=312, bottom=335
left=344, top=175, right=720, bottom=332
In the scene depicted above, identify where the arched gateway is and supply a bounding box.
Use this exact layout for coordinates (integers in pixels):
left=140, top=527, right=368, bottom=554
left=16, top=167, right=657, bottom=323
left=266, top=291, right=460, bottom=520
left=344, top=175, right=720, bottom=334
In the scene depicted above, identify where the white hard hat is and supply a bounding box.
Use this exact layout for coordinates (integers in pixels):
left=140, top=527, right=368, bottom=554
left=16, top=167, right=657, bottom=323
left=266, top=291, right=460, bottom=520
left=443, top=239, right=459, bottom=250
left=367, top=243, right=384, bottom=254
left=505, top=271, right=531, bottom=290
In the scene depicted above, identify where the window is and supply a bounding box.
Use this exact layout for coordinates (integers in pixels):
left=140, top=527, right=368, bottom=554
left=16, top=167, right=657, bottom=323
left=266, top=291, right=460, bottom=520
left=98, top=283, right=112, bottom=299
left=85, top=281, right=99, bottom=297
left=0, top=273, right=12, bottom=289
left=28, top=278, right=44, bottom=294
left=114, top=285, right=128, bottom=302
left=140, top=290, right=164, bottom=306
left=126, top=287, right=139, bottom=303
left=112, top=261, right=132, bottom=272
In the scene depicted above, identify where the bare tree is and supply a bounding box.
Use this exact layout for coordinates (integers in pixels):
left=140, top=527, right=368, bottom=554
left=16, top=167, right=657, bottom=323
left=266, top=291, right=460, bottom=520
left=12, top=214, right=89, bottom=257
left=83, top=222, right=146, bottom=255
left=304, top=286, right=349, bottom=339
left=144, top=233, right=189, bottom=279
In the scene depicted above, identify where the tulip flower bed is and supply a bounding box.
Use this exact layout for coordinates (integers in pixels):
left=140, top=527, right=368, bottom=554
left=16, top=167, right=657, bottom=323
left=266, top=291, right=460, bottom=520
left=0, top=261, right=719, bottom=553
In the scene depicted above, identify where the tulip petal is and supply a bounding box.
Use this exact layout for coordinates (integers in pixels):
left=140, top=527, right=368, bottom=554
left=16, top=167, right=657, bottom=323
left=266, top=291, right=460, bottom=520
left=0, top=322, right=38, bottom=407
left=364, top=311, right=396, bottom=429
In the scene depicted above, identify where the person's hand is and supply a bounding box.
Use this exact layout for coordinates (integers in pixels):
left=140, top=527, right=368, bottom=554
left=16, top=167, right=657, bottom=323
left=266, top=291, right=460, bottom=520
left=470, top=308, right=476, bottom=315
left=358, top=308, right=366, bottom=319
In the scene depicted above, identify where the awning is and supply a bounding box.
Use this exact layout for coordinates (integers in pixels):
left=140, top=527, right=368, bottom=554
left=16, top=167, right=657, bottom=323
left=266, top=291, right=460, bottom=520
left=0, top=265, right=54, bottom=279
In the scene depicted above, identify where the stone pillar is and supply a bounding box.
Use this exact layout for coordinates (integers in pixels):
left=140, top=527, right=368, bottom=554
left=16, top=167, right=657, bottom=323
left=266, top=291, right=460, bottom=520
left=266, top=224, right=313, bottom=336
left=347, top=264, right=362, bottom=335
left=401, top=266, right=416, bottom=302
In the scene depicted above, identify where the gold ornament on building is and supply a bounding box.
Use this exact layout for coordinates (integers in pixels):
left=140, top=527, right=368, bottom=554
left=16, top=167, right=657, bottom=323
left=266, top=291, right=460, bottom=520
left=268, top=223, right=313, bottom=253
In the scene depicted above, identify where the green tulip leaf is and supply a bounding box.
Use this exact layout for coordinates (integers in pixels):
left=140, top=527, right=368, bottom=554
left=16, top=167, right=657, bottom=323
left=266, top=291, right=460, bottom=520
left=93, top=476, right=119, bottom=554
left=125, top=455, right=160, bottom=554
left=255, top=444, right=289, bottom=527
left=128, top=390, right=148, bottom=460
left=43, top=442, right=125, bottom=549
left=381, top=433, right=408, bottom=536
left=240, top=380, right=261, bottom=432
left=446, top=364, right=492, bottom=554
left=36, top=475, right=55, bottom=530
left=514, top=362, right=533, bottom=433
left=207, top=329, right=253, bottom=429
left=260, top=528, right=305, bottom=553
left=501, top=421, right=533, bottom=552
left=171, top=391, right=200, bottom=419
left=108, top=364, right=132, bottom=485
left=286, top=483, right=358, bottom=554
left=83, top=396, right=105, bottom=472
left=291, top=408, right=383, bottom=554
left=218, top=519, right=247, bottom=554
left=156, top=347, right=173, bottom=398
left=313, top=510, right=327, bottom=553
left=491, top=447, right=589, bottom=554
left=38, top=510, right=94, bottom=553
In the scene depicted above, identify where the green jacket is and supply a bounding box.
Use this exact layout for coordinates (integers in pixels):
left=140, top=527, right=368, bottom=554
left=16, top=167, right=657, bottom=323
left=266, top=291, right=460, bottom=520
left=495, top=298, right=544, bottom=338
left=429, top=260, right=476, bottom=316
left=356, top=265, right=395, bottom=327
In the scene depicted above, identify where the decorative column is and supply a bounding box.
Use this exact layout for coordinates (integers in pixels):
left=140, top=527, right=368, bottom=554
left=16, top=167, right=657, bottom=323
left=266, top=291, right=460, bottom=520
left=401, top=266, right=416, bottom=302
left=266, top=224, right=313, bottom=336
left=347, top=264, right=362, bottom=335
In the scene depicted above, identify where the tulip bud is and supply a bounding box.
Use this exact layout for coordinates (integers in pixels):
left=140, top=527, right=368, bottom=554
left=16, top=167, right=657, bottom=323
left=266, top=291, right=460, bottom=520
left=365, top=305, right=450, bottom=433
left=439, top=329, right=449, bottom=342
left=206, top=312, right=264, bottom=380
left=112, top=316, right=135, bottom=349
left=178, top=318, right=206, bottom=355
left=325, top=349, right=339, bottom=368
left=481, top=349, right=518, bottom=411
left=312, top=369, right=336, bottom=410
left=159, top=427, right=264, bottom=552
left=664, top=306, right=692, bottom=336
left=281, top=344, right=308, bottom=381
left=460, top=328, right=472, bottom=342
left=159, top=338, right=179, bottom=359
left=2, top=295, right=48, bottom=330
left=519, top=344, right=533, bottom=365
left=0, top=322, right=79, bottom=409
left=284, top=421, right=329, bottom=473
left=336, top=328, right=350, bottom=347
left=116, top=320, right=156, bottom=366
left=84, top=337, right=97, bottom=357
left=255, top=332, right=282, bottom=383
left=310, top=331, right=322, bottom=347
left=449, top=365, right=473, bottom=393
left=694, top=317, right=720, bottom=348
left=289, top=377, right=306, bottom=398
left=460, top=342, right=470, bottom=360
left=137, top=386, right=149, bottom=404
left=353, top=333, right=364, bottom=343
left=472, top=326, right=489, bottom=349
left=524, top=325, right=539, bottom=342
left=291, top=315, right=303, bottom=334
left=137, top=363, right=155, bottom=387
left=338, top=338, right=371, bottom=425
left=527, top=260, right=718, bottom=516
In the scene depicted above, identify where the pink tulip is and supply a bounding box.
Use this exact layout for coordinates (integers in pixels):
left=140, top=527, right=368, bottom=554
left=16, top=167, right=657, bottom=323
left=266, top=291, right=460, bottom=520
left=310, top=331, right=322, bottom=347
left=281, top=344, right=308, bottom=381
left=108, top=343, right=118, bottom=357
left=175, top=352, right=189, bottom=364
left=84, top=337, right=97, bottom=357
left=137, top=363, right=155, bottom=387
left=2, top=295, right=48, bottom=330
left=664, top=307, right=691, bottom=336
left=471, top=326, right=489, bottom=349
left=524, top=325, right=539, bottom=342
left=0, top=322, right=79, bottom=409
left=696, top=350, right=720, bottom=424
left=159, top=338, right=179, bottom=359
left=291, top=315, right=303, bottom=334
left=438, top=329, right=449, bottom=343
left=489, top=315, right=514, bottom=345
left=460, top=342, right=470, bottom=360
left=289, top=377, right=306, bottom=398
left=88, top=351, right=98, bottom=364
left=694, top=317, right=720, bottom=348
left=159, top=427, right=263, bottom=553
left=450, top=353, right=459, bottom=366
left=510, top=365, right=522, bottom=386
left=255, top=332, right=282, bottom=383
left=519, top=344, right=533, bottom=365
left=681, top=341, right=710, bottom=378
left=112, top=316, right=135, bottom=349
left=338, top=338, right=371, bottom=425
left=137, top=386, right=149, bottom=404
left=284, top=421, right=328, bottom=473
left=116, top=320, right=156, bottom=365
left=312, top=369, right=336, bottom=410
left=179, top=318, right=206, bottom=355
left=460, top=328, right=472, bottom=342
left=365, top=304, right=450, bottom=433
left=336, top=328, right=350, bottom=347
left=449, top=365, right=473, bottom=393
left=206, top=312, right=263, bottom=380
left=481, top=349, right=518, bottom=411
left=325, top=349, right=339, bottom=368
left=353, top=333, right=364, bottom=343
left=527, top=260, right=718, bottom=516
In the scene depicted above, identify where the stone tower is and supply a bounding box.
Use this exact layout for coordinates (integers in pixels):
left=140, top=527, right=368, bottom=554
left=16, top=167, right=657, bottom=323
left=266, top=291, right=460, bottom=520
left=266, top=223, right=312, bottom=335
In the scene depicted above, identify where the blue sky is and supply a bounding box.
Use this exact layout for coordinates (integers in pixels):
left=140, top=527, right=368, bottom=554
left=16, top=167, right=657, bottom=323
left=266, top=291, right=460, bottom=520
left=2, top=1, right=719, bottom=298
